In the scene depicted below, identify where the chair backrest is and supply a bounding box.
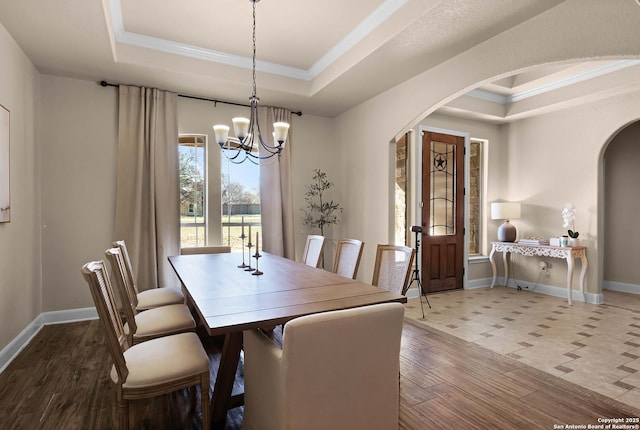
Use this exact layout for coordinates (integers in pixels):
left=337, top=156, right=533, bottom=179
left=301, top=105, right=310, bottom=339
left=282, top=303, right=405, bottom=429
left=112, top=240, right=140, bottom=307
left=81, top=260, right=129, bottom=385
left=332, top=238, right=364, bottom=279
left=180, top=246, right=231, bottom=255
left=302, top=235, right=325, bottom=268
left=105, top=247, right=139, bottom=335
left=372, top=244, right=415, bottom=295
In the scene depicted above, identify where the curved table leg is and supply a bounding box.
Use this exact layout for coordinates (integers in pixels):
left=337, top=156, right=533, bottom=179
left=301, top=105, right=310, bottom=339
left=502, top=251, right=509, bottom=287
left=566, top=255, right=574, bottom=305
left=579, top=253, right=588, bottom=303
left=489, top=247, right=497, bottom=288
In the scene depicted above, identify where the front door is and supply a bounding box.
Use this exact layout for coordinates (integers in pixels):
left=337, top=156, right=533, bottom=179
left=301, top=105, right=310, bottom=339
left=421, top=131, right=465, bottom=293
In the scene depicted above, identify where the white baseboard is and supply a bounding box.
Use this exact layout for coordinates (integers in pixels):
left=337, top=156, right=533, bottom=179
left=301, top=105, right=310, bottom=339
left=0, top=307, right=97, bottom=374
left=603, top=280, right=640, bottom=294
left=503, top=278, right=603, bottom=304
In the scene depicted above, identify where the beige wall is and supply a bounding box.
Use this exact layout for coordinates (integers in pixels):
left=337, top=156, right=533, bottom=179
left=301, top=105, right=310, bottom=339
left=0, top=23, right=41, bottom=351
left=288, top=114, right=342, bottom=266
left=40, top=75, right=118, bottom=312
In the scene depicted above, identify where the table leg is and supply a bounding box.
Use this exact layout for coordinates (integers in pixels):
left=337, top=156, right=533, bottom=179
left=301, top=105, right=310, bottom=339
left=566, top=255, right=574, bottom=305
left=210, top=331, right=243, bottom=429
left=489, top=247, right=497, bottom=288
left=502, top=251, right=509, bottom=287
left=579, top=254, right=588, bottom=302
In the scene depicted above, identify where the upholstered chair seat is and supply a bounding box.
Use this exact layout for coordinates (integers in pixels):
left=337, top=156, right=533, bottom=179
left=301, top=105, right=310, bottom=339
left=122, top=303, right=195, bottom=343
left=134, top=287, right=184, bottom=310
left=110, top=332, right=209, bottom=388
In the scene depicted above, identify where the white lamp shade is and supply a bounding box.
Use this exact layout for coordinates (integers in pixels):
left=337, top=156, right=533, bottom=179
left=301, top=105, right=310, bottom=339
left=491, top=202, right=521, bottom=220
left=232, top=117, right=250, bottom=141
left=213, top=125, right=230, bottom=145
left=273, top=122, right=290, bottom=145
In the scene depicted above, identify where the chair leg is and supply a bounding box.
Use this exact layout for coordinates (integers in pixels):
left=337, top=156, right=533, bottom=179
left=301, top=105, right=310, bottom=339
left=118, top=394, right=129, bottom=430
left=201, top=373, right=211, bottom=429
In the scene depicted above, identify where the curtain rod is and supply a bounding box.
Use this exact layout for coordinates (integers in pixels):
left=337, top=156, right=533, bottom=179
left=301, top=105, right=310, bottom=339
left=99, top=80, right=302, bottom=116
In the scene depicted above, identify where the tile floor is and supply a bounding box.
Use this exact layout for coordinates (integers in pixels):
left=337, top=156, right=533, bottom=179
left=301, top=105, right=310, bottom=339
left=404, top=286, right=640, bottom=409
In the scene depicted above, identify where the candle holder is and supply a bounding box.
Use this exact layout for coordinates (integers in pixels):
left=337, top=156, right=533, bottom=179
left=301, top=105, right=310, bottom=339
left=237, top=231, right=248, bottom=268
left=244, top=238, right=254, bottom=271
left=252, top=250, right=263, bottom=276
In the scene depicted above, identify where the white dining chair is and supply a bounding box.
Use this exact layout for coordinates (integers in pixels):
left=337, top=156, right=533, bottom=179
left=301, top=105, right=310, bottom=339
left=332, top=238, right=364, bottom=279
left=372, top=244, right=415, bottom=296
left=302, top=235, right=325, bottom=268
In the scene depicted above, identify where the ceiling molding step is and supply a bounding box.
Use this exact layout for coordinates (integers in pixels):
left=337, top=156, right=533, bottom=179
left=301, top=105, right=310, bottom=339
left=509, top=60, right=640, bottom=102
left=108, top=0, right=409, bottom=82
left=466, top=89, right=509, bottom=104
left=466, top=60, right=640, bottom=106
left=306, top=0, right=410, bottom=78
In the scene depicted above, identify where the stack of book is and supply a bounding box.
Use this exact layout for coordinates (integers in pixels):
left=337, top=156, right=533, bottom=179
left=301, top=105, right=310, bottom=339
left=518, top=238, right=549, bottom=245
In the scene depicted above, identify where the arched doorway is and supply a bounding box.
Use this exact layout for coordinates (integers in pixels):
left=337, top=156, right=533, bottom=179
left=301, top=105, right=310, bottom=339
left=602, top=120, right=640, bottom=295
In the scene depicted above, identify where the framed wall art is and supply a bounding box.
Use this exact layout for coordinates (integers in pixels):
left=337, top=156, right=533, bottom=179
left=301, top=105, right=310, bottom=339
left=0, top=104, right=9, bottom=223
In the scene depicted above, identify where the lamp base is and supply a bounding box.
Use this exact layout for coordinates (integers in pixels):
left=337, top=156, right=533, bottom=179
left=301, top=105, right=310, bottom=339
left=497, top=221, right=517, bottom=242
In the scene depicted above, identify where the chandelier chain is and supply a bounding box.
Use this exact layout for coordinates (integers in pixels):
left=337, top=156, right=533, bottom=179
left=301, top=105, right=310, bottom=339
left=252, top=0, right=257, bottom=98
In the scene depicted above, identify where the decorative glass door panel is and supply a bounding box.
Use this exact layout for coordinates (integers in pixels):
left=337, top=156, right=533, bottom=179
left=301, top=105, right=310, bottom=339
left=429, top=141, right=456, bottom=236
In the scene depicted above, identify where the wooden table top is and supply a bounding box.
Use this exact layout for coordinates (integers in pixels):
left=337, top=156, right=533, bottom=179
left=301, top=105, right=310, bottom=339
left=169, top=252, right=407, bottom=336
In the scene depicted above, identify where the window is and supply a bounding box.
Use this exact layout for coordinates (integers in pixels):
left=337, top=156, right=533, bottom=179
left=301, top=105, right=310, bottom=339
left=179, top=135, right=206, bottom=248
left=221, top=156, right=262, bottom=251
left=179, top=133, right=262, bottom=251
left=394, top=132, right=410, bottom=246
left=468, top=139, right=485, bottom=256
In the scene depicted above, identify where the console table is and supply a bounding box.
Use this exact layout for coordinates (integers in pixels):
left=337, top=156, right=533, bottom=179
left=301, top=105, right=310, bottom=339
left=489, top=242, right=588, bottom=305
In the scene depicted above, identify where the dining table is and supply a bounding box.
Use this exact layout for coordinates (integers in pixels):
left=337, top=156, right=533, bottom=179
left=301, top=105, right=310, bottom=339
left=168, top=251, right=407, bottom=429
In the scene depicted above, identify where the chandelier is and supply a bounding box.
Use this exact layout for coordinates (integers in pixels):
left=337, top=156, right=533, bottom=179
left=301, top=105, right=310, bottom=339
left=213, top=0, right=290, bottom=164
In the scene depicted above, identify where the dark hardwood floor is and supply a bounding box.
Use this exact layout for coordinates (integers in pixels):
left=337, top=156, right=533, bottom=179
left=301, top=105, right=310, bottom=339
left=0, top=317, right=638, bottom=429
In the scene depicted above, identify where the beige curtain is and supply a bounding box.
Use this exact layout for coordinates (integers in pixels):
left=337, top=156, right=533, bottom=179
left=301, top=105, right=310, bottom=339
left=114, top=85, right=180, bottom=290
left=259, top=107, right=295, bottom=259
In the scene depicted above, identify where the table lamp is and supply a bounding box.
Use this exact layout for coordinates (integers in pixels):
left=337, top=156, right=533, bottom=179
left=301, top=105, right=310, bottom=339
left=491, top=202, right=521, bottom=242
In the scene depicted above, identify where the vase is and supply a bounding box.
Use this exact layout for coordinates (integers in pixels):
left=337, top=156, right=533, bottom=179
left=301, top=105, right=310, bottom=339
left=568, top=237, right=579, bottom=246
